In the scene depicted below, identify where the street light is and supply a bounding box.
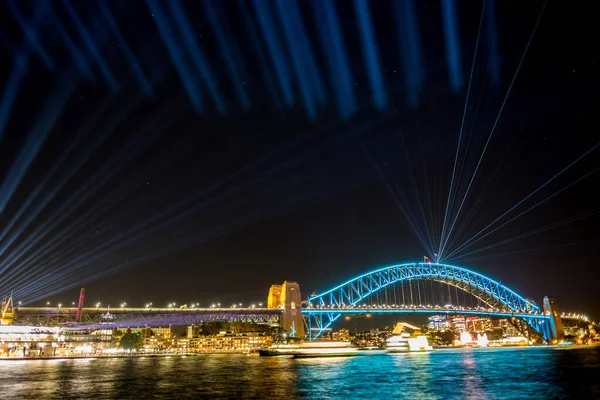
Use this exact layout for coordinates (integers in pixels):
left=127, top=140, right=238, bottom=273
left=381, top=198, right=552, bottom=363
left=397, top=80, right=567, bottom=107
left=258, top=303, right=263, bottom=307
left=96, top=302, right=101, bottom=309
left=121, top=302, right=126, bottom=308
left=58, top=303, right=62, bottom=309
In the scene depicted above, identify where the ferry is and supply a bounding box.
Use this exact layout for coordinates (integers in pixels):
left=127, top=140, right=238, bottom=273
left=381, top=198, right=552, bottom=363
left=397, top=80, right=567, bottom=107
left=386, top=322, right=433, bottom=353
left=258, top=343, right=299, bottom=357
left=292, top=341, right=358, bottom=358
left=259, top=341, right=358, bottom=358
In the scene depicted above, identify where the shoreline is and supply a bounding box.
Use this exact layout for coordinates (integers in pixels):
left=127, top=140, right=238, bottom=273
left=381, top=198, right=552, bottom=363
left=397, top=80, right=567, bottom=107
left=0, top=353, right=256, bottom=361
left=2, top=344, right=597, bottom=361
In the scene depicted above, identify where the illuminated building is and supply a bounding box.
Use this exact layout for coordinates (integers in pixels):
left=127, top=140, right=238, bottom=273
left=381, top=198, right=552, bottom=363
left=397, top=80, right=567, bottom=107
left=130, top=326, right=172, bottom=338
left=428, top=315, right=451, bottom=331
left=332, top=329, right=350, bottom=342
left=466, top=317, right=485, bottom=332
left=187, top=325, right=200, bottom=338
left=143, top=332, right=273, bottom=353
left=196, top=332, right=272, bottom=353
left=451, top=316, right=466, bottom=331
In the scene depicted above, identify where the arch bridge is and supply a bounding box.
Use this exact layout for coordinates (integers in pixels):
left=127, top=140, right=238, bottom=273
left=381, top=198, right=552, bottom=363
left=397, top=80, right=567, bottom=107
left=304, top=262, right=558, bottom=342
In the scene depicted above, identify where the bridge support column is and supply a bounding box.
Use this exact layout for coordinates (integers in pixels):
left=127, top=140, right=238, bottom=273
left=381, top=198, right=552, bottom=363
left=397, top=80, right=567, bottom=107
left=1, top=296, right=14, bottom=326
left=267, top=281, right=305, bottom=338
left=543, top=296, right=564, bottom=343
left=75, top=288, right=85, bottom=323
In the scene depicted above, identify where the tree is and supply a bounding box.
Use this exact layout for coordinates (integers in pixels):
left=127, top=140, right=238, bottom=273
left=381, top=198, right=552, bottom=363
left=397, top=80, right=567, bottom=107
left=119, top=328, right=143, bottom=350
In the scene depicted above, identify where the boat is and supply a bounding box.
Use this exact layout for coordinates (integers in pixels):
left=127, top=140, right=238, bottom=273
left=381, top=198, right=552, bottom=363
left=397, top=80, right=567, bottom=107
left=258, top=343, right=299, bottom=357
left=292, top=340, right=358, bottom=358
left=386, top=322, right=433, bottom=353
left=259, top=340, right=358, bottom=358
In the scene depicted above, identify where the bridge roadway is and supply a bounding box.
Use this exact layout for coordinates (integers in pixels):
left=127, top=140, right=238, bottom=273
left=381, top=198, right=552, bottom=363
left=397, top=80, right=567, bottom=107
left=13, top=307, right=282, bottom=328
left=303, top=306, right=552, bottom=320
left=15, top=306, right=556, bottom=327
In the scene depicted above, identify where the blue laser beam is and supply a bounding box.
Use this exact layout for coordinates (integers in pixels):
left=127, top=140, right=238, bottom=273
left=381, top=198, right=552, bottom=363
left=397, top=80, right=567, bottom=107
left=353, top=0, right=387, bottom=110
left=201, top=1, right=250, bottom=111
left=40, top=0, right=94, bottom=80
left=441, top=0, right=463, bottom=92
left=275, top=0, right=317, bottom=119
left=238, top=0, right=282, bottom=109
left=0, top=67, right=79, bottom=220
left=0, top=97, right=114, bottom=260
left=97, top=1, right=152, bottom=95
left=440, top=0, right=548, bottom=258
left=439, top=0, right=487, bottom=259
left=279, top=0, right=326, bottom=106
left=6, top=0, right=54, bottom=70
left=445, top=159, right=599, bottom=261
left=394, top=0, right=424, bottom=106
left=0, top=95, right=162, bottom=276
left=60, top=0, right=118, bottom=91
left=311, top=0, right=356, bottom=118
left=251, top=0, right=295, bottom=107
left=448, top=208, right=600, bottom=262
left=146, top=0, right=202, bottom=111
left=485, top=0, right=501, bottom=87
left=168, top=1, right=226, bottom=114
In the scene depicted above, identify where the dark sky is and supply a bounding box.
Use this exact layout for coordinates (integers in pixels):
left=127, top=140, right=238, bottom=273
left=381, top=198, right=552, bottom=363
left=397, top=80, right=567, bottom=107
left=0, top=1, right=598, bottom=318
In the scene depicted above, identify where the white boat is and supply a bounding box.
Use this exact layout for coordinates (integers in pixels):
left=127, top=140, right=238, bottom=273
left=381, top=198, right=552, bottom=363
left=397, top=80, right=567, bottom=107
left=386, top=322, right=433, bottom=353
left=386, top=332, right=411, bottom=353
left=258, top=343, right=299, bottom=356
left=292, top=341, right=358, bottom=358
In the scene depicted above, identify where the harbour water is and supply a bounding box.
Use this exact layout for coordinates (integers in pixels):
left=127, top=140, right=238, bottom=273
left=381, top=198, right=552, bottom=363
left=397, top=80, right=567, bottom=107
left=1, top=346, right=598, bottom=399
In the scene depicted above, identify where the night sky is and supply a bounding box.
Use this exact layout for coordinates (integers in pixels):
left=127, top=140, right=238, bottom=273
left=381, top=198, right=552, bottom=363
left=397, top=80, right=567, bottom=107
left=0, top=1, right=598, bottom=318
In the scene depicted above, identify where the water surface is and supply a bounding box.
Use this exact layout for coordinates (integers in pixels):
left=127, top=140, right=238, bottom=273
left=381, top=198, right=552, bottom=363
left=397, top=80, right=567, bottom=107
left=1, top=346, right=598, bottom=399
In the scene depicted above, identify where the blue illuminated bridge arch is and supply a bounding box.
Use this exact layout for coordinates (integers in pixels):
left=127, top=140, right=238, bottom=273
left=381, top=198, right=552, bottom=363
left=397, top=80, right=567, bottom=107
left=304, top=262, right=552, bottom=341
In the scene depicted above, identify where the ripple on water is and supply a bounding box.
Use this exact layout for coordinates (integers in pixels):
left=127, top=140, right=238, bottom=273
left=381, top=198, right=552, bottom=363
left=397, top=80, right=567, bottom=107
left=0, top=347, right=598, bottom=399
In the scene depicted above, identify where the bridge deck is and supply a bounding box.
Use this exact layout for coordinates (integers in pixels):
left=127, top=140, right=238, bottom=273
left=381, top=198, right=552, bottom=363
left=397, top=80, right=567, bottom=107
left=13, top=307, right=282, bottom=327
left=303, top=307, right=550, bottom=320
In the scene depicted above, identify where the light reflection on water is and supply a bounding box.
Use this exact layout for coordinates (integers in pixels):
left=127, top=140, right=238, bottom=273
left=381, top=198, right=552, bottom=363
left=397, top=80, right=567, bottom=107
left=0, top=347, right=598, bottom=399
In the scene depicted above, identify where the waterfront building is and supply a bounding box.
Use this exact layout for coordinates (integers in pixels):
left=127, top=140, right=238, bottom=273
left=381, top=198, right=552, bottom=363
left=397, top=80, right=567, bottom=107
left=451, top=316, right=466, bottom=331
left=466, top=317, right=485, bottom=332
left=332, top=329, right=350, bottom=342
left=428, top=315, right=451, bottom=331
left=142, top=331, right=273, bottom=354
left=187, top=325, right=200, bottom=338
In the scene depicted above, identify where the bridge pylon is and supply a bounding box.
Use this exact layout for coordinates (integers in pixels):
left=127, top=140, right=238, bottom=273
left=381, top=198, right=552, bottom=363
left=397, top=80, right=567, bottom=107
left=1, top=295, right=14, bottom=325
left=543, top=296, right=565, bottom=342
left=268, top=281, right=305, bottom=338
